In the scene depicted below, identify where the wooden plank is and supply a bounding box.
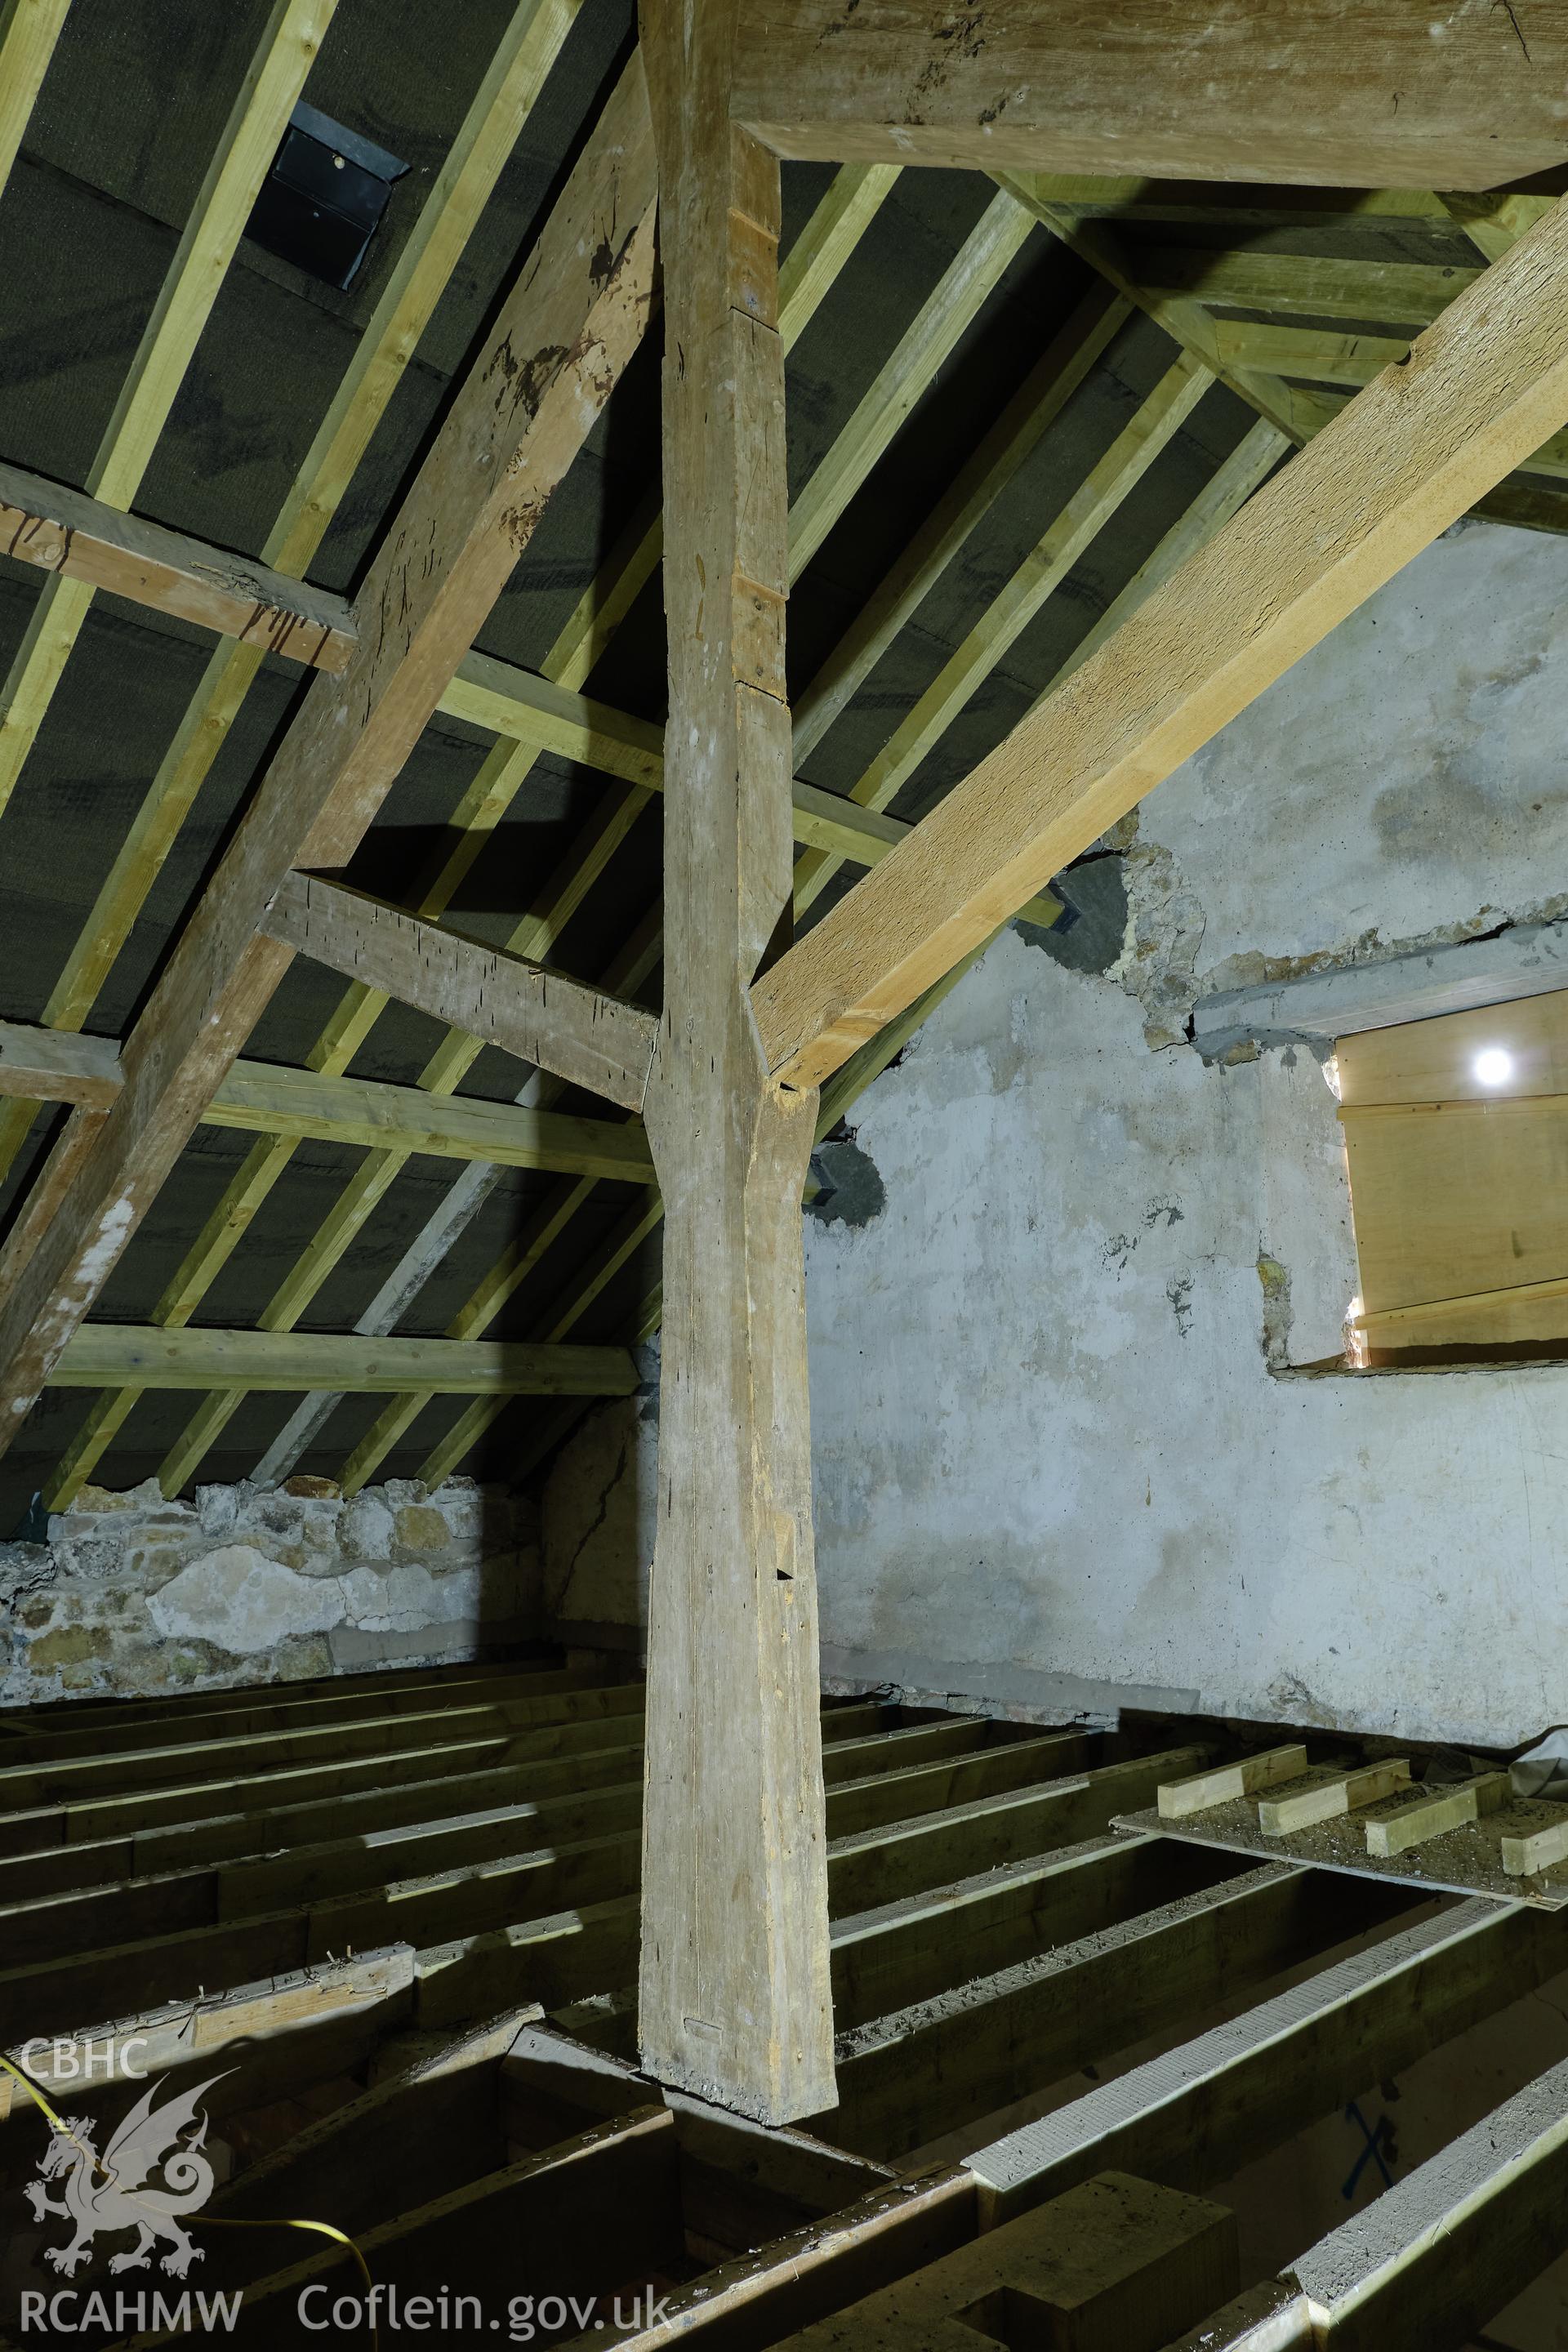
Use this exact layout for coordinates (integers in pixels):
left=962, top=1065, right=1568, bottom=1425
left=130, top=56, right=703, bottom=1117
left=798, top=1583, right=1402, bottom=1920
left=1160, top=1746, right=1309, bottom=1820
left=1354, top=1270, right=1568, bottom=1337
left=0, top=1018, right=120, bottom=1109
left=1291, top=2050, right=1568, bottom=2350
left=1258, top=1761, right=1411, bottom=1836
left=728, top=1, right=1568, bottom=183
left=0, top=0, right=72, bottom=198
left=1337, top=986, right=1568, bottom=1106
left=969, top=1896, right=1568, bottom=2225
left=1136, top=247, right=1478, bottom=327
left=793, top=350, right=1213, bottom=923
left=226, top=165, right=967, bottom=1504
left=749, top=192, right=1568, bottom=1094
left=207, top=1058, right=653, bottom=1180
left=0, top=58, right=659, bottom=1454
left=0, top=1661, right=601, bottom=1766
left=222, top=2106, right=683, bottom=2340
left=776, top=2172, right=1235, bottom=2351
left=0, top=1720, right=645, bottom=1864
left=438, top=648, right=1044, bottom=890
left=590, top=2165, right=978, bottom=2350
left=439, top=650, right=666, bottom=783
left=826, top=1734, right=1094, bottom=1843
left=0, top=1682, right=644, bottom=1811
left=827, top=1747, right=1212, bottom=1919
left=1474, top=479, right=1568, bottom=536
left=0, top=459, right=356, bottom=670
left=1214, top=321, right=1410, bottom=388
left=259, top=872, right=660, bottom=1114
left=1501, top=1815, right=1568, bottom=1878
left=786, top=188, right=1036, bottom=581
left=820, top=1866, right=1404, bottom=2162
left=1000, top=180, right=1465, bottom=230
left=1365, top=1773, right=1510, bottom=1859
left=49, top=1323, right=639, bottom=1396
left=1335, top=991, right=1568, bottom=1347
left=792, top=283, right=1131, bottom=765
left=0, top=0, right=340, bottom=813
left=634, top=0, right=833, bottom=2127
left=830, top=1837, right=1230, bottom=2034
left=199, top=2010, right=534, bottom=2283
left=0, top=1944, right=414, bottom=2156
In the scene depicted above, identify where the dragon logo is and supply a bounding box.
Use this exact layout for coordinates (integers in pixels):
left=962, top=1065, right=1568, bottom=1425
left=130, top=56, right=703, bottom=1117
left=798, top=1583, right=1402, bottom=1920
left=23, top=2074, right=228, bottom=2278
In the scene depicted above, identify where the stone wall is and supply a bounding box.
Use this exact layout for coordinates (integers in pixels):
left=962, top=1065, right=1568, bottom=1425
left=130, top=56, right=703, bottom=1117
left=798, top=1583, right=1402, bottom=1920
left=541, top=516, right=1568, bottom=1753
left=0, top=1474, right=540, bottom=1705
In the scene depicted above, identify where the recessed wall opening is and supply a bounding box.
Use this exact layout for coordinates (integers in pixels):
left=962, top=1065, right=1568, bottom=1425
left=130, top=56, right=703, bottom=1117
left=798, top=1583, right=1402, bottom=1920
left=1336, top=987, right=1568, bottom=1370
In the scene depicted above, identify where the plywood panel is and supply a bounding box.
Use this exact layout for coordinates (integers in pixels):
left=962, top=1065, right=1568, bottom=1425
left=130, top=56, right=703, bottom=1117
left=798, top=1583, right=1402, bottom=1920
left=1336, top=987, right=1568, bottom=1104
left=1338, top=986, right=1568, bottom=1348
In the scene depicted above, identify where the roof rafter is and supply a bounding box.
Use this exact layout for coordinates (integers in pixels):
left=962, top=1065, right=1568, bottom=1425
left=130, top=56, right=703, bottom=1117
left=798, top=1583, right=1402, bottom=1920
left=0, top=51, right=660, bottom=1464
left=0, top=0, right=588, bottom=1191
left=751, top=194, right=1568, bottom=1094
left=0, top=0, right=340, bottom=812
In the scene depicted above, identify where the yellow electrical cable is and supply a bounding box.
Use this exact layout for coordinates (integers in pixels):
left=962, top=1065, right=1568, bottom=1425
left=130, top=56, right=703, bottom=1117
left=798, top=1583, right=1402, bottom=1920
left=1, top=2049, right=379, bottom=2345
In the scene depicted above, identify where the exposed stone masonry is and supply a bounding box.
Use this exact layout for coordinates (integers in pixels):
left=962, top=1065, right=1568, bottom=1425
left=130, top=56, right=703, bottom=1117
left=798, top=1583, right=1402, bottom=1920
left=0, top=1475, right=540, bottom=1704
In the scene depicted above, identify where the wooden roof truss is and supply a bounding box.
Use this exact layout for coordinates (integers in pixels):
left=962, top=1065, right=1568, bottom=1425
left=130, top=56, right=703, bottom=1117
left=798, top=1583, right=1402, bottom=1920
left=6, top=0, right=1568, bottom=2116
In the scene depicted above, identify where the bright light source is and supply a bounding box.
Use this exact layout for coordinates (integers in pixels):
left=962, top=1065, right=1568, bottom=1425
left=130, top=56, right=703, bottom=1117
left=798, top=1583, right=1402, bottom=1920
left=1473, top=1047, right=1514, bottom=1088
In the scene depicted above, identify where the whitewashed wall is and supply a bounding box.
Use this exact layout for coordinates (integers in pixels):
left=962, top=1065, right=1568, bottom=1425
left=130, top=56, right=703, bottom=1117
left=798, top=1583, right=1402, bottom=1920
left=545, top=519, right=1568, bottom=1751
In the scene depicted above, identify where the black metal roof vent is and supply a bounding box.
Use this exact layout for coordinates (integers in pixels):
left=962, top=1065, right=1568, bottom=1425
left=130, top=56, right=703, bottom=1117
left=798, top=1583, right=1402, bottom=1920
left=246, top=100, right=408, bottom=292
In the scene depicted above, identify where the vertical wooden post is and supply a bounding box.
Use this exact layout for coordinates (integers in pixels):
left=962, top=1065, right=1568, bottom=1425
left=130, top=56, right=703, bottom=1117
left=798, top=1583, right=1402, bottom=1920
left=637, top=2, right=836, bottom=2123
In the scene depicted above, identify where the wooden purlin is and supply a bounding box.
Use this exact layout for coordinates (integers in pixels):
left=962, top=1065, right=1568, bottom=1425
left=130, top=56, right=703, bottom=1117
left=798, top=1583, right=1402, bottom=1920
left=0, top=461, right=357, bottom=670
left=0, top=0, right=586, bottom=1196
left=50, top=1325, right=639, bottom=1396
left=0, top=55, right=662, bottom=1472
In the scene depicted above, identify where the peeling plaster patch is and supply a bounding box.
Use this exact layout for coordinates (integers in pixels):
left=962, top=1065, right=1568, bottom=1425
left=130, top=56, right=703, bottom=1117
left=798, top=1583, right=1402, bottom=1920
left=806, top=1134, right=887, bottom=1229
left=1109, top=827, right=1209, bottom=1049
left=1102, top=1232, right=1137, bottom=1276
left=76, top=1196, right=135, bottom=1289
left=1258, top=1250, right=1294, bottom=1371
left=1268, top=1670, right=1338, bottom=1729
left=1165, top=1273, right=1195, bottom=1338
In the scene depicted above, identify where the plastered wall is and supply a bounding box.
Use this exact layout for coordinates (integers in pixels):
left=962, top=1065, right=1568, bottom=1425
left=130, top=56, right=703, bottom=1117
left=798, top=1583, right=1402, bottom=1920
left=544, top=517, right=1568, bottom=1752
